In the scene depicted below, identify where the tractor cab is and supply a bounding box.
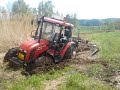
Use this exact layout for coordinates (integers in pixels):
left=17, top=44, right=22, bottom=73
left=32, top=17, right=74, bottom=44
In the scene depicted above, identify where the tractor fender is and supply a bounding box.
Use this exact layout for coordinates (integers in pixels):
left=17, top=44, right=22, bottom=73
left=60, top=42, right=76, bottom=57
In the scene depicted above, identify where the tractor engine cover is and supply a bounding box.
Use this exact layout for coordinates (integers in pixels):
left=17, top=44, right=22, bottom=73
left=18, top=39, right=49, bottom=62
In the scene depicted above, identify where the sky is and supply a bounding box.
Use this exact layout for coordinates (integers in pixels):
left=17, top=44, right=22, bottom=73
left=0, top=0, right=120, bottom=19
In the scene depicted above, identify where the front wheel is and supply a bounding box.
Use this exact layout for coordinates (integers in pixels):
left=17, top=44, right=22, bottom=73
left=4, top=47, right=18, bottom=62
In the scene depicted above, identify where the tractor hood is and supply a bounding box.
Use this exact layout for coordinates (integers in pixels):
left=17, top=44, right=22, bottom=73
left=19, top=39, right=49, bottom=52
left=19, top=39, right=38, bottom=52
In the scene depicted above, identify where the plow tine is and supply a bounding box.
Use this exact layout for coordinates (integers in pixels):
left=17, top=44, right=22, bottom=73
left=91, top=48, right=99, bottom=56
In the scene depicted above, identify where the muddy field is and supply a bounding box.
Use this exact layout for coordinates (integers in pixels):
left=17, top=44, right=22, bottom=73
left=0, top=49, right=120, bottom=90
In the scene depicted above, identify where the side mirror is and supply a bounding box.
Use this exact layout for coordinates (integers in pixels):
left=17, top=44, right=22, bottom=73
left=31, top=30, right=36, bottom=38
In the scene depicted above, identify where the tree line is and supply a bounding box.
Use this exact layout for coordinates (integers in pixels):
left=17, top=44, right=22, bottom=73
left=0, top=0, right=54, bottom=17
left=0, top=0, right=120, bottom=30
left=79, top=18, right=120, bottom=31
left=0, top=0, right=78, bottom=26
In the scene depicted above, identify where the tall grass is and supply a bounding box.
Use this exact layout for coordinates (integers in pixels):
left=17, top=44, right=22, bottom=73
left=0, top=15, right=34, bottom=53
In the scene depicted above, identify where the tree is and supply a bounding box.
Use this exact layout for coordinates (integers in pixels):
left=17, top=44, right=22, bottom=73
left=0, top=6, right=2, bottom=19
left=32, top=8, right=37, bottom=15
left=65, top=14, right=71, bottom=22
left=12, top=0, right=29, bottom=15
left=7, top=1, right=13, bottom=13
left=65, top=14, right=79, bottom=27
left=114, top=19, right=120, bottom=30
left=0, top=6, right=1, bottom=13
left=73, top=14, right=79, bottom=27
left=38, top=1, right=54, bottom=17
left=38, top=1, right=43, bottom=16
left=1, top=7, right=7, bottom=20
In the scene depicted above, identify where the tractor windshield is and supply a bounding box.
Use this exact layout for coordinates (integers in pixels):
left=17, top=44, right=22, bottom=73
left=41, top=22, right=60, bottom=41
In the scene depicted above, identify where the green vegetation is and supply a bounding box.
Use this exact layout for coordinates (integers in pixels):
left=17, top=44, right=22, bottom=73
left=92, top=32, right=120, bottom=77
left=59, top=73, right=115, bottom=90
left=9, top=75, right=44, bottom=90
left=74, top=32, right=120, bottom=82
left=3, top=67, right=71, bottom=90
left=84, top=64, right=104, bottom=77
left=85, top=32, right=120, bottom=60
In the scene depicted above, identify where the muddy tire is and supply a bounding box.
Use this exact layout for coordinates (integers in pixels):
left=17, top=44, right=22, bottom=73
left=4, top=47, right=18, bottom=62
left=35, top=56, right=54, bottom=67
left=24, top=56, right=55, bottom=75
left=63, top=44, right=76, bottom=59
left=7, top=60, right=21, bottom=69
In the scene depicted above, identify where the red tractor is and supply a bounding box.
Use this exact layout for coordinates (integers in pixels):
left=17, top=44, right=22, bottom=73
left=4, top=16, right=77, bottom=71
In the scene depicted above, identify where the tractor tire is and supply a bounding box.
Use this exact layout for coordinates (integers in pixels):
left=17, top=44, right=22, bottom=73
left=24, top=56, right=55, bottom=75
left=63, top=44, right=76, bottom=59
left=4, top=47, right=18, bottom=62
left=35, top=56, right=54, bottom=67
left=8, top=60, right=20, bottom=69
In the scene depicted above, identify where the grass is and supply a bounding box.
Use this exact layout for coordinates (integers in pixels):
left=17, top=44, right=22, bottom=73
left=84, top=63, right=104, bottom=77
left=9, top=75, right=44, bottom=90
left=81, top=32, right=120, bottom=60
left=3, top=67, right=71, bottom=90
left=79, top=31, right=120, bottom=87
left=84, top=32, right=120, bottom=75
left=59, top=72, right=115, bottom=90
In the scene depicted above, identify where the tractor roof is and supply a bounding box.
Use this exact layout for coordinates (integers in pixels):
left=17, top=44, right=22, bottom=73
left=44, top=17, right=74, bottom=28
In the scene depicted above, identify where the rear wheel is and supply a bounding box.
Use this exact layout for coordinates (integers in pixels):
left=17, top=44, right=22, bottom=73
left=63, top=44, right=76, bottom=59
left=4, top=47, right=18, bottom=62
